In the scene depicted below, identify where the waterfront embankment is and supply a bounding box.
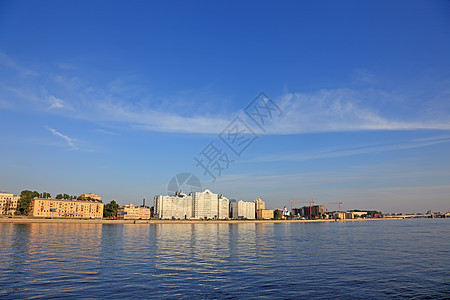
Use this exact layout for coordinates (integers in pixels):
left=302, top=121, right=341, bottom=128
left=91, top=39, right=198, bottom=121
left=0, top=217, right=401, bottom=224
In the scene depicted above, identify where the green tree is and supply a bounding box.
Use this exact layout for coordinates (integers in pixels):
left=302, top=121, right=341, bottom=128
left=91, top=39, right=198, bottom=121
left=104, top=200, right=119, bottom=218
left=56, top=194, right=63, bottom=199
left=40, top=192, right=51, bottom=198
left=274, top=209, right=283, bottom=220
left=17, top=190, right=40, bottom=215
left=150, top=206, right=154, bottom=218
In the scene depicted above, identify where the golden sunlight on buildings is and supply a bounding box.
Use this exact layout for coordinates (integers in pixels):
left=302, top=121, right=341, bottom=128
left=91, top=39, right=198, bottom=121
left=0, top=190, right=20, bottom=216
left=254, top=198, right=274, bottom=220
left=28, top=198, right=104, bottom=218
left=117, top=204, right=151, bottom=220
left=256, top=209, right=274, bottom=220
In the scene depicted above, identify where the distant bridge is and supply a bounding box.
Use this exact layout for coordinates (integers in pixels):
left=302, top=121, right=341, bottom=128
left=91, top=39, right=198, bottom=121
left=385, top=214, right=448, bottom=219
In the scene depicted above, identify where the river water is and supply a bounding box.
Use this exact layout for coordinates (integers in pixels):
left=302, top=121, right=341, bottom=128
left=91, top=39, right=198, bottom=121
left=0, top=219, right=449, bottom=299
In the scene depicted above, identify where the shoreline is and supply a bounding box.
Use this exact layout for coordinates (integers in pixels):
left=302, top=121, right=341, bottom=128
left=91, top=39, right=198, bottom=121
left=0, top=217, right=401, bottom=225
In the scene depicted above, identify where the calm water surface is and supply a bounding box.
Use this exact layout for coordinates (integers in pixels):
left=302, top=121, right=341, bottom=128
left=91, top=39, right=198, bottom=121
left=0, top=219, right=449, bottom=299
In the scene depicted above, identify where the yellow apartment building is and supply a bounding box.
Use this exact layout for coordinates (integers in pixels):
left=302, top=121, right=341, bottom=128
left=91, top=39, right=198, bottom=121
left=0, top=190, right=20, bottom=216
left=254, top=197, right=270, bottom=219
left=117, top=204, right=151, bottom=219
left=255, top=198, right=265, bottom=210
left=28, top=198, right=104, bottom=218
left=257, top=209, right=274, bottom=220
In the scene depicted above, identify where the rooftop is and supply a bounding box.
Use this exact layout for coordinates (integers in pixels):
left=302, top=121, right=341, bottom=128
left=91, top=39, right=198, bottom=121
left=34, top=198, right=103, bottom=204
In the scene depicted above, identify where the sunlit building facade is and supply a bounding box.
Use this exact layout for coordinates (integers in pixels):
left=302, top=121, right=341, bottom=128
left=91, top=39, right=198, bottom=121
left=230, top=200, right=256, bottom=219
left=0, top=190, right=20, bottom=216
left=255, top=198, right=265, bottom=210
left=218, top=194, right=230, bottom=219
left=256, top=209, right=274, bottom=219
left=28, top=198, right=104, bottom=218
left=333, top=212, right=346, bottom=220
left=155, top=189, right=229, bottom=220
left=154, top=191, right=193, bottom=219
left=117, top=204, right=151, bottom=219
left=255, top=197, right=270, bottom=219
left=192, top=189, right=219, bottom=219
left=345, top=211, right=367, bottom=219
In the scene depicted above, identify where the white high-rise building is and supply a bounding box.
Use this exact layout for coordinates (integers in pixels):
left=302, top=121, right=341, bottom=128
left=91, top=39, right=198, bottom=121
left=230, top=200, right=256, bottom=219
left=218, top=194, right=229, bottom=219
left=155, top=189, right=230, bottom=220
left=192, top=189, right=219, bottom=219
left=154, top=191, right=192, bottom=219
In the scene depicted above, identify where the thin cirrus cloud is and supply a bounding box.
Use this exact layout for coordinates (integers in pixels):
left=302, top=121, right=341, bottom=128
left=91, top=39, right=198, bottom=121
left=82, top=87, right=450, bottom=135
left=45, top=126, right=77, bottom=150
left=1, top=54, right=449, bottom=135
left=87, top=99, right=231, bottom=134
left=0, top=53, right=37, bottom=76
left=253, top=136, right=450, bottom=163
left=268, top=89, right=450, bottom=134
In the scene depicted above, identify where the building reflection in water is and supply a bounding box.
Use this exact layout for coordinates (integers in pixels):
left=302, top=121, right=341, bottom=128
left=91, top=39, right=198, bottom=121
left=152, top=222, right=283, bottom=283
left=0, top=223, right=103, bottom=297
left=0, top=222, right=284, bottom=297
left=153, top=224, right=233, bottom=276
left=99, top=224, right=156, bottom=272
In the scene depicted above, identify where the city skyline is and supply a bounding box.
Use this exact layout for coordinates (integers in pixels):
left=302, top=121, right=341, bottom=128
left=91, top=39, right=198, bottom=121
left=1, top=0, right=450, bottom=213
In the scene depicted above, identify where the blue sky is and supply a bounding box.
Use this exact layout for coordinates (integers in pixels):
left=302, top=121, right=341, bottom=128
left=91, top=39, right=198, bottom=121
left=1, top=0, right=449, bottom=213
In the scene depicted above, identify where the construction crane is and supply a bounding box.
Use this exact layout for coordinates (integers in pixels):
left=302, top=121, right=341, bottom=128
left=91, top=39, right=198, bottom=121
left=289, top=198, right=316, bottom=216
left=328, top=201, right=343, bottom=212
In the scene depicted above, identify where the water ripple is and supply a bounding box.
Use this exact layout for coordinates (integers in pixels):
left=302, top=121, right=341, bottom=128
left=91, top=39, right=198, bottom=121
left=0, top=219, right=449, bottom=298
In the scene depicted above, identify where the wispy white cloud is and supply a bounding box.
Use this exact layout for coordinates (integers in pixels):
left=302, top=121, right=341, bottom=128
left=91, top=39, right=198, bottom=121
left=73, top=87, right=450, bottom=135
left=253, top=136, right=450, bottom=162
left=354, top=69, right=377, bottom=84
left=412, top=135, right=450, bottom=142
left=48, top=95, right=64, bottom=109
left=89, top=99, right=231, bottom=134
left=0, top=53, right=37, bottom=76
left=2, top=55, right=450, bottom=134
left=69, top=84, right=450, bottom=134
left=268, top=89, right=450, bottom=134
left=45, top=126, right=77, bottom=150
left=95, top=128, right=116, bottom=135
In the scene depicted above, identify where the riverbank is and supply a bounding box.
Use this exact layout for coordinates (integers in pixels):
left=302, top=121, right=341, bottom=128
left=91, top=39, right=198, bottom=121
left=0, top=217, right=400, bottom=224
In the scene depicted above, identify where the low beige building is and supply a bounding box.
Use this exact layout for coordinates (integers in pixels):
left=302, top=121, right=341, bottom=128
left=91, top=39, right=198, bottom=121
left=117, top=204, right=151, bottom=219
left=0, top=190, right=20, bottom=216
left=28, top=198, right=104, bottom=218
left=333, top=212, right=346, bottom=220
left=257, top=209, right=274, bottom=220
left=345, top=211, right=367, bottom=219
